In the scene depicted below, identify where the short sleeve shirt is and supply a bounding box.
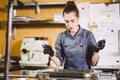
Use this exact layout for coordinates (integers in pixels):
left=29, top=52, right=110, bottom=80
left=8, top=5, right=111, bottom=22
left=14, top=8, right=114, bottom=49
left=55, top=26, right=96, bottom=70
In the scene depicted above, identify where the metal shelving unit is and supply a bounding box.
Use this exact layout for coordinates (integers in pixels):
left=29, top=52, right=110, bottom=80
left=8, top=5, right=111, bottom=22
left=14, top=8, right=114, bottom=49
left=12, top=2, right=66, bottom=39
left=5, top=1, right=66, bottom=80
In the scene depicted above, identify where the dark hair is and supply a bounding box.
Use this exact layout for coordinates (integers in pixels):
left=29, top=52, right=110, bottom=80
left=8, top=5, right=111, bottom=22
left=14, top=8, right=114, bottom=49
left=63, top=1, right=79, bottom=17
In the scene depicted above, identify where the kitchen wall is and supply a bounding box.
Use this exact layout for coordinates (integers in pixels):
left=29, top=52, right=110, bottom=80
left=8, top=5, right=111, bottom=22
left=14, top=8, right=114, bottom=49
left=0, top=0, right=111, bottom=57
left=0, top=0, right=8, bottom=57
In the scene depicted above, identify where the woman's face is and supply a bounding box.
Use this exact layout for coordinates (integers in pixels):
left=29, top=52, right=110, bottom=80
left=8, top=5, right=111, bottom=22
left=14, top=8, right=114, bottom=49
left=63, top=12, right=79, bottom=32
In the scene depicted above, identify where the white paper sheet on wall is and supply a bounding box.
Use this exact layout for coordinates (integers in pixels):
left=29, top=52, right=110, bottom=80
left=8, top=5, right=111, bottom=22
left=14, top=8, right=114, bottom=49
left=98, top=24, right=118, bottom=55
left=89, top=3, right=120, bottom=26
left=77, top=2, right=90, bottom=30
left=89, top=3, right=119, bottom=55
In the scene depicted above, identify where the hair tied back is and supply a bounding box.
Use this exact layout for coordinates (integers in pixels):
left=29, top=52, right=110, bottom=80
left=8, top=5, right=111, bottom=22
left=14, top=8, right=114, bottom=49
left=66, top=1, right=77, bottom=7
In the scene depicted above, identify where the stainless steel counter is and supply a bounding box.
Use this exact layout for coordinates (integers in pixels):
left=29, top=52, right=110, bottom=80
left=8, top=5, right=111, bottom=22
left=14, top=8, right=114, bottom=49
left=0, top=69, right=119, bottom=80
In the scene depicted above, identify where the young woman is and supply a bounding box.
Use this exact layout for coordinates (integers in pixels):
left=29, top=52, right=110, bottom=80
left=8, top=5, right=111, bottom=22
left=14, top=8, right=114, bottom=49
left=43, top=1, right=105, bottom=70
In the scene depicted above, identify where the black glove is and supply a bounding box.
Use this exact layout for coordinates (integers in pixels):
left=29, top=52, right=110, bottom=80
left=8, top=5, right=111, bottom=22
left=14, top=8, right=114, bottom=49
left=42, top=44, right=54, bottom=57
left=94, top=39, right=106, bottom=52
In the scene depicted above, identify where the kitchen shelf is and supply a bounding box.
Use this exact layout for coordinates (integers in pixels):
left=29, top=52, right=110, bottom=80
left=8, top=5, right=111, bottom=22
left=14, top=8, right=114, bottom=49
left=10, top=2, right=66, bottom=39
left=13, top=20, right=65, bottom=26
left=14, top=2, right=66, bottom=9
left=12, top=20, right=65, bottom=39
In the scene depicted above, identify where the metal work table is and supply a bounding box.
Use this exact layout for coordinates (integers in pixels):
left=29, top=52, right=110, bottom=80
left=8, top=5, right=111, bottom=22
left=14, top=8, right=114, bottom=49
left=0, top=68, right=119, bottom=80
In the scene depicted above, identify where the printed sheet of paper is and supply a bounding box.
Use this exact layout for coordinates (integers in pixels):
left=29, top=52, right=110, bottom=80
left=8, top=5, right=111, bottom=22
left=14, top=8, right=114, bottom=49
left=77, top=2, right=90, bottom=30
left=89, top=3, right=119, bottom=55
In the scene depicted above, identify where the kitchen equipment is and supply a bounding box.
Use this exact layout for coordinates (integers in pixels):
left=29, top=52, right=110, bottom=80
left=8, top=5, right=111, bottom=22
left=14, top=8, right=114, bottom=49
left=38, top=69, right=96, bottom=78
left=38, top=69, right=119, bottom=80
left=19, top=37, right=49, bottom=67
